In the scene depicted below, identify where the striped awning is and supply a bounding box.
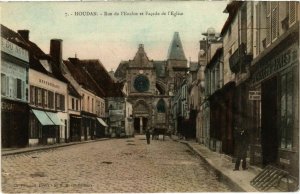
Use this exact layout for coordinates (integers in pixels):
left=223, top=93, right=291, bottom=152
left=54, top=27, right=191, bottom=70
left=45, top=112, right=65, bottom=126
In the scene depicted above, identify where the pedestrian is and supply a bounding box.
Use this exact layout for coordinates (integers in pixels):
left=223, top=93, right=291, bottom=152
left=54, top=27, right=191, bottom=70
left=233, top=126, right=249, bottom=171
left=146, top=128, right=151, bottom=144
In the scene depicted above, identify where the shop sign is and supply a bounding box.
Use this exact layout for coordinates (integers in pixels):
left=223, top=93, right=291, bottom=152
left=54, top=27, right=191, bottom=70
left=279, top=158, right=290, bottom=165
left=251, top=45, right=298, bottom=85
left=1, top=37, right=29, bottom=62
left=109, top=110, right=123, bottom=115
left=1, top=101, right=26, bottom=112
left=249, top=91, right=261, bottom=101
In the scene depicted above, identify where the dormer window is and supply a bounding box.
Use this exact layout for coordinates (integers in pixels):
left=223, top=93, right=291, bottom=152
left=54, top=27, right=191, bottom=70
left=39, top=60, right=52, bottom=73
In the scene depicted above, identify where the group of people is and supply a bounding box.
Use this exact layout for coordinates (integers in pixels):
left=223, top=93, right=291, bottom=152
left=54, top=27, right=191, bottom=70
left=145, top=128, right=166, bottom=144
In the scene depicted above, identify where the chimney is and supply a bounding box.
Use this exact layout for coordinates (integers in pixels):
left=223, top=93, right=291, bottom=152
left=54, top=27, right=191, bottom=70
left=18, top=30, right=29, bottom=41
left=50, top=39, right=63, bottom=66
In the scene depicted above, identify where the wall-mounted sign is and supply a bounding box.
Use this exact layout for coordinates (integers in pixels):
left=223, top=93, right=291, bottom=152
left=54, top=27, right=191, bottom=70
left=1, top=38, right=29, bottom=62
left=249, top=91, right=261, bottom=100
left=251, top=44, right=298, bottom=85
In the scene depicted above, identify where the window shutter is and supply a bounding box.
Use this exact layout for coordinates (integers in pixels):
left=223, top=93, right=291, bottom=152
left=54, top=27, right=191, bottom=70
left=266, top=2, right=271, bottom=46
left=271, top=2, right=279, bottom=41
left=289, top=2, right=296, bottom=25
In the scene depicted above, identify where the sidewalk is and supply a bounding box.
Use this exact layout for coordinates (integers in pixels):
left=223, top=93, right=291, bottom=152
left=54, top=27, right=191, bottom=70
left=1, top=138, right=109, bottom=156
left=171, top=135, right=281, bottom=192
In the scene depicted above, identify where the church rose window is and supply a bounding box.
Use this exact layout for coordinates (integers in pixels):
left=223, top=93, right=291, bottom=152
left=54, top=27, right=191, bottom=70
left=134, top=75, right=150, bottom=92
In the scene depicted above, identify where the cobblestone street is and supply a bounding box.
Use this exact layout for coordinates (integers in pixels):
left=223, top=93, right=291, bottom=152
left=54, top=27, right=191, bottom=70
left=2, top=136, right=231, bottom=193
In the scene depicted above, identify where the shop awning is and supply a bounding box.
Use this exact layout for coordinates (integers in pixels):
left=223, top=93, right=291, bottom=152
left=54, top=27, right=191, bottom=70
left=97, top=118, right=108, bottom=127
left=45, top=112, right=65, bottom=126
left=31, top=109, right=54, bottom=126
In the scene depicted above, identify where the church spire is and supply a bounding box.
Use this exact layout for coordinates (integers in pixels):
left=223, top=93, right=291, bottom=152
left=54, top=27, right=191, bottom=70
left=167, top=32, right=187, bottom=61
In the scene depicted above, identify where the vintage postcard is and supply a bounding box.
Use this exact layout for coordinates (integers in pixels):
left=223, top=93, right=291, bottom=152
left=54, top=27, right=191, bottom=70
left=0, top=1, right=299, bottom=193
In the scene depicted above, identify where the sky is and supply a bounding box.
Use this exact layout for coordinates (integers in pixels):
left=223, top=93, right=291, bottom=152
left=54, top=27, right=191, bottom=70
left=1, top=1, right=229, bottom=71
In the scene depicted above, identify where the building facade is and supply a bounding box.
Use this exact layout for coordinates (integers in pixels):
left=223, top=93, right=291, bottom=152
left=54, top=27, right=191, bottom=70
left=1, top=25, right=29, bottom=148
left=115, top=32, right=188, bottom=134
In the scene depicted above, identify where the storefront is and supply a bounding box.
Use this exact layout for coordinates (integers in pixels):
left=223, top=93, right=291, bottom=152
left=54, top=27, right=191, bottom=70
left=29, top=108, right=65, bottom=146
left=249, top=32, right=299, bottom=180
left=70, top=114, right=82, bottom=142
left=2, top=99, right=29, bottom=147
left=81, top=112, right=96, bottom=140
left=95, top=117, right=108, bottom=138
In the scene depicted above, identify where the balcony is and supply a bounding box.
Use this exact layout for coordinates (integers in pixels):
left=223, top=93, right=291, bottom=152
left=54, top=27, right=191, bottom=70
left=229, top=43, right=253, bottom=73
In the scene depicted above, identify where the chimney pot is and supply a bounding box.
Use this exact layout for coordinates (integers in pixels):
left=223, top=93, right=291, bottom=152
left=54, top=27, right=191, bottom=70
left=50, top=39, right=63, bottom=66
left=18, top=30, right=29, bottom=41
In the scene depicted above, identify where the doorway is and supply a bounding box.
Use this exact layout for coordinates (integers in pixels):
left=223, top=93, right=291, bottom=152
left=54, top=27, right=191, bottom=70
left=261, top=76, right=278, bottom=166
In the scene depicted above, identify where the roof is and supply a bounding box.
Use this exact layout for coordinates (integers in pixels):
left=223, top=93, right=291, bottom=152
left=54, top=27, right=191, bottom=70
left=81, top=59, right=124, bottom=97
left=167, top=32, right=187, bottom=61
left=153, top=61, right=167, bottom=78
left=64, top=58, right=105, bottom=97
left=220, top=1, right=243, bottom=36
left=1, top=24, right=67, bottom=83
left=1, top=24, right=29, bottom=49
left=115, top=61, right=128, bottom=80
left=206, top=47, right=223, bottom=70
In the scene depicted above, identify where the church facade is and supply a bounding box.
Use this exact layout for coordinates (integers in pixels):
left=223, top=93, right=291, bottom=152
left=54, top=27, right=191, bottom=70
left=115, top=32, right=188, bottom=134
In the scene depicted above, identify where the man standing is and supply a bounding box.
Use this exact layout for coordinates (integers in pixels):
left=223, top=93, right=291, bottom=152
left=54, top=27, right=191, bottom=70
left=146, top=129, right=151, bottom=144
left=233, top=126, right=249, bottom=171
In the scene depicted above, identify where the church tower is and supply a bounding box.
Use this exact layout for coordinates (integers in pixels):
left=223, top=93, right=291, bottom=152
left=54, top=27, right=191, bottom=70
left=167, top=32, right=188, bottom=94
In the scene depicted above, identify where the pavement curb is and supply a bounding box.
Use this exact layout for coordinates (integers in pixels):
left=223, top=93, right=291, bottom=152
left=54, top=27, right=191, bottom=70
left=171, top=137, right=246, bottom=192
left=2, top=138, right=110, bottom=156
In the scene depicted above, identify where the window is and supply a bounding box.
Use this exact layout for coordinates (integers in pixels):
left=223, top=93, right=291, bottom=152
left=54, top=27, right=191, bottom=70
left=16, top=79, right=22, bottom=99
left=72, top=98, right=75, bottom=110
left=280, top=71, right=293, bottom=149
left=42, top=89, right=48, bottom=107
left=48, top=91, right=54, bottom=109
left=87, top=96, right=90, bottom=112
left=1, top=73, right=6, bottom=95
left=92, top=98, right=94, bottom=113
left=55, top=93, right=60, bottom=109
left=157, top=99, right=166, bottom=113
left=37, top=88, right=42, bottom=106
left=60, top=95, right=65, bottom=111
left=76, top=99, right=79, bottom=110
left=30, top=86, right=35, bottom=104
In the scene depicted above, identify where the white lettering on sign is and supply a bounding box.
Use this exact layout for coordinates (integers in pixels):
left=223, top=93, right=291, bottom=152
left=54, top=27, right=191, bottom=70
left=279, top=158, right=290, bottom=165
left=1, top=37, right=29, bottom=62
left=39, top=79, right=60, bottom=89
left=249, top=91, right=261, bottom=101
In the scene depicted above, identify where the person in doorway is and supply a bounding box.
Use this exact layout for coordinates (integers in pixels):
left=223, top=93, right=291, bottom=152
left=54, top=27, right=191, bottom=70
left=233, top=126, right=249, bottom=171
left=146, top=128, right=151, bottom=144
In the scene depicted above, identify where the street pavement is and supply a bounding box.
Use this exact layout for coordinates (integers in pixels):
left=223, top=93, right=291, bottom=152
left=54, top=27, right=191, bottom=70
left=2, top=135, right=232, bottom=193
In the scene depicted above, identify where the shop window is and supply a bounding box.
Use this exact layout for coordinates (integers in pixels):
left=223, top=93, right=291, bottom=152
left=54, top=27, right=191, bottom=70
left=252, top=94, right=261, bottom=143
left=29, top=115, right=40, bottom=138
left=280, top=72, right=293, bottom=149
